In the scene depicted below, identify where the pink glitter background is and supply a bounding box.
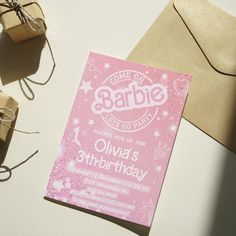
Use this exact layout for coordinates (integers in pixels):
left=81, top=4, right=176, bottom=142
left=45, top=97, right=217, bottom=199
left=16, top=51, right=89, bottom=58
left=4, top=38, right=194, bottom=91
left=45, top=52, right=192, bottom=227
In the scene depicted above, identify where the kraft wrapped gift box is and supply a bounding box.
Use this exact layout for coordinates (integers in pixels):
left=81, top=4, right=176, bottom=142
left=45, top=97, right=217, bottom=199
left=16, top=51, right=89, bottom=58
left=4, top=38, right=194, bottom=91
left=0, top=92, right=18, bottom=142
left=0, top=0, right=46, bottom=43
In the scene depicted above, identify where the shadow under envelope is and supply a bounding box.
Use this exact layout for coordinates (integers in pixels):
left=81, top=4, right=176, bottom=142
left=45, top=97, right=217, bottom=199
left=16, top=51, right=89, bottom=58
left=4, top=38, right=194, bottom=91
left=208, top=81, right=236, bottom=236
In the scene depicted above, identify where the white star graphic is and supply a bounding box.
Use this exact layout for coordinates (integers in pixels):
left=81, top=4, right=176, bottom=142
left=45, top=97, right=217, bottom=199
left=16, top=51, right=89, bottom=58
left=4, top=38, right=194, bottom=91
left=53, top=180, right=64, bottom=192
left=156, top=166, right=162, bottom=172
left=88, top=120, right=95, bottom=126
left=104, top=63, right=110, bottom=70
left=80, top=80, right=93, bottom=94
left=154, top=130, right=160, bottom=138
left=162, top=73, right=168, bottom=80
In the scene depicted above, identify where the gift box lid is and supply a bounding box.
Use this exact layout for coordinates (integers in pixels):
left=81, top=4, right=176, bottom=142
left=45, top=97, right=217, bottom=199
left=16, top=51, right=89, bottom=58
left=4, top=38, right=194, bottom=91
left=0, top=0, right=45, bottom=31
left=0, top=92, right=18, bottom=141
left=0, top=92, right=19, bottom=110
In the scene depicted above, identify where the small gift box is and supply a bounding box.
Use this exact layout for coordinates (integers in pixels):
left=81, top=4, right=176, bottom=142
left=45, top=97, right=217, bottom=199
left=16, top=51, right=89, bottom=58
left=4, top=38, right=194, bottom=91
left=0, top=92, right=18, bottom=141
left=0, top=0, right=46, bottom=43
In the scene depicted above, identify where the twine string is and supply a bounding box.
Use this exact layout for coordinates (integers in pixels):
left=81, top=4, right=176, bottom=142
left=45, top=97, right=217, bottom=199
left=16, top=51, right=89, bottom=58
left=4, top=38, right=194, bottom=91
left=0, top=150, right=39, bottom=182
left=0, top=107, right=39, bottom=182
left=0, top=107, right=40, bottom=134
left=1, top=0, right=42, bottom=31
left=25, top=37, right=56, bottom=86
left=0, top=0, right=56, bottom=98
left=0, top=107, right=15, bottom=123
left=0, top=1, right=43, bottom=181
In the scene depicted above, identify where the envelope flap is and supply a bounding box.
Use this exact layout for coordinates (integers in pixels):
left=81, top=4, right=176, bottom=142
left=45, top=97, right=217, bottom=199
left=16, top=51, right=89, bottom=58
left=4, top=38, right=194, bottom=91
left=174, top=0, right=236, bottom=76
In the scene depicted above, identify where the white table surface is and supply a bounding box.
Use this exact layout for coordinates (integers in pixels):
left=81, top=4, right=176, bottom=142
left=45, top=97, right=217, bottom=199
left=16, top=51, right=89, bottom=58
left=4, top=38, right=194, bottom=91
left=1, top=1, right=236, bottom=236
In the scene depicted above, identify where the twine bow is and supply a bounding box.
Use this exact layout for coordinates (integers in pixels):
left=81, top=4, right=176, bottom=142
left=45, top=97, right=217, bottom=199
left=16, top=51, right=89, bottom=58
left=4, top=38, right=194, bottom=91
left=0, top=0, right=42, bottom=32
left=0, top=107, right=39, bottom=182
left=0, top=107, right=15, bottom=123
left=0, top=2, right=52, bottom=181
left=0, top=106, right=39, bottom=134
left=0, top=0, right=56, bottom=100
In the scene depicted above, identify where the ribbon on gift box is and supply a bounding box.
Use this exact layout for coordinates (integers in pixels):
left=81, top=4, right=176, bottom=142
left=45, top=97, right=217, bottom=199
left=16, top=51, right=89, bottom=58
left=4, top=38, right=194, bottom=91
left=0, top=0, right=44, bottom=33
left=0, top=106, right=39, bottom=182
left=0, top=0, right=56, bottom=100
left=0, top=107, right=15, bottom=124
left=0, top=93, right=39, bottom=182
left=0, top=92, right=18, bottom=141
left=0, top=106, right=39, bottom=134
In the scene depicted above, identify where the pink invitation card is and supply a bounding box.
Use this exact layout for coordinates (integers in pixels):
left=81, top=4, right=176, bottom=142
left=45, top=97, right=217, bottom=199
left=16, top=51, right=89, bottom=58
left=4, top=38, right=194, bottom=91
left=45, top=52, right=192, bottom=227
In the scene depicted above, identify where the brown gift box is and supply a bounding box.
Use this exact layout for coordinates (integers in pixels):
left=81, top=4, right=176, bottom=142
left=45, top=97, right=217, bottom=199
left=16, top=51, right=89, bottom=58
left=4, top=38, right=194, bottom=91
left=0, top=92, right=18, bottom=142
left=0, top=0, right=46, bottom=43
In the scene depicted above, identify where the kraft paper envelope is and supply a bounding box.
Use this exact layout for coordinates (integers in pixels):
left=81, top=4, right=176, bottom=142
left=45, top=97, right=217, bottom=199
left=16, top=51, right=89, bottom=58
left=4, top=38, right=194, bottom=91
left=128, top=0, right=236, bottom=153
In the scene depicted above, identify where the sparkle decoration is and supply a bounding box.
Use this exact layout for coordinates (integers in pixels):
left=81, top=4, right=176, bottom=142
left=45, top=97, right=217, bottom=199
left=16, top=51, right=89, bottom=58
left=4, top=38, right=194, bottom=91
left=161, top=73, right=168, bottom=81
left=67, top=160, right=77, bottom=172
left=162, top=110, right=169, bottom=117
left=153, top=130, right=160, bottom=138
left=53, top=180, right=64, bottom=192
left=104, top=63, right=111, bottom=70
left=65, top=177, right=72, bottom=189
left=62, top=197, right=68, bottom=203
left=56, top=141, right=66, bottom=160
left=79, top=80, right=93, bottom=94
left=88, top=119, right=95, bottom=126
left=73, top=118, right=80, bottom=125
left=169, top=123, right=178, bottom=132
left=139, top=199, right=155, bottom=226
left=156, top=166, right=162, bottom=172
